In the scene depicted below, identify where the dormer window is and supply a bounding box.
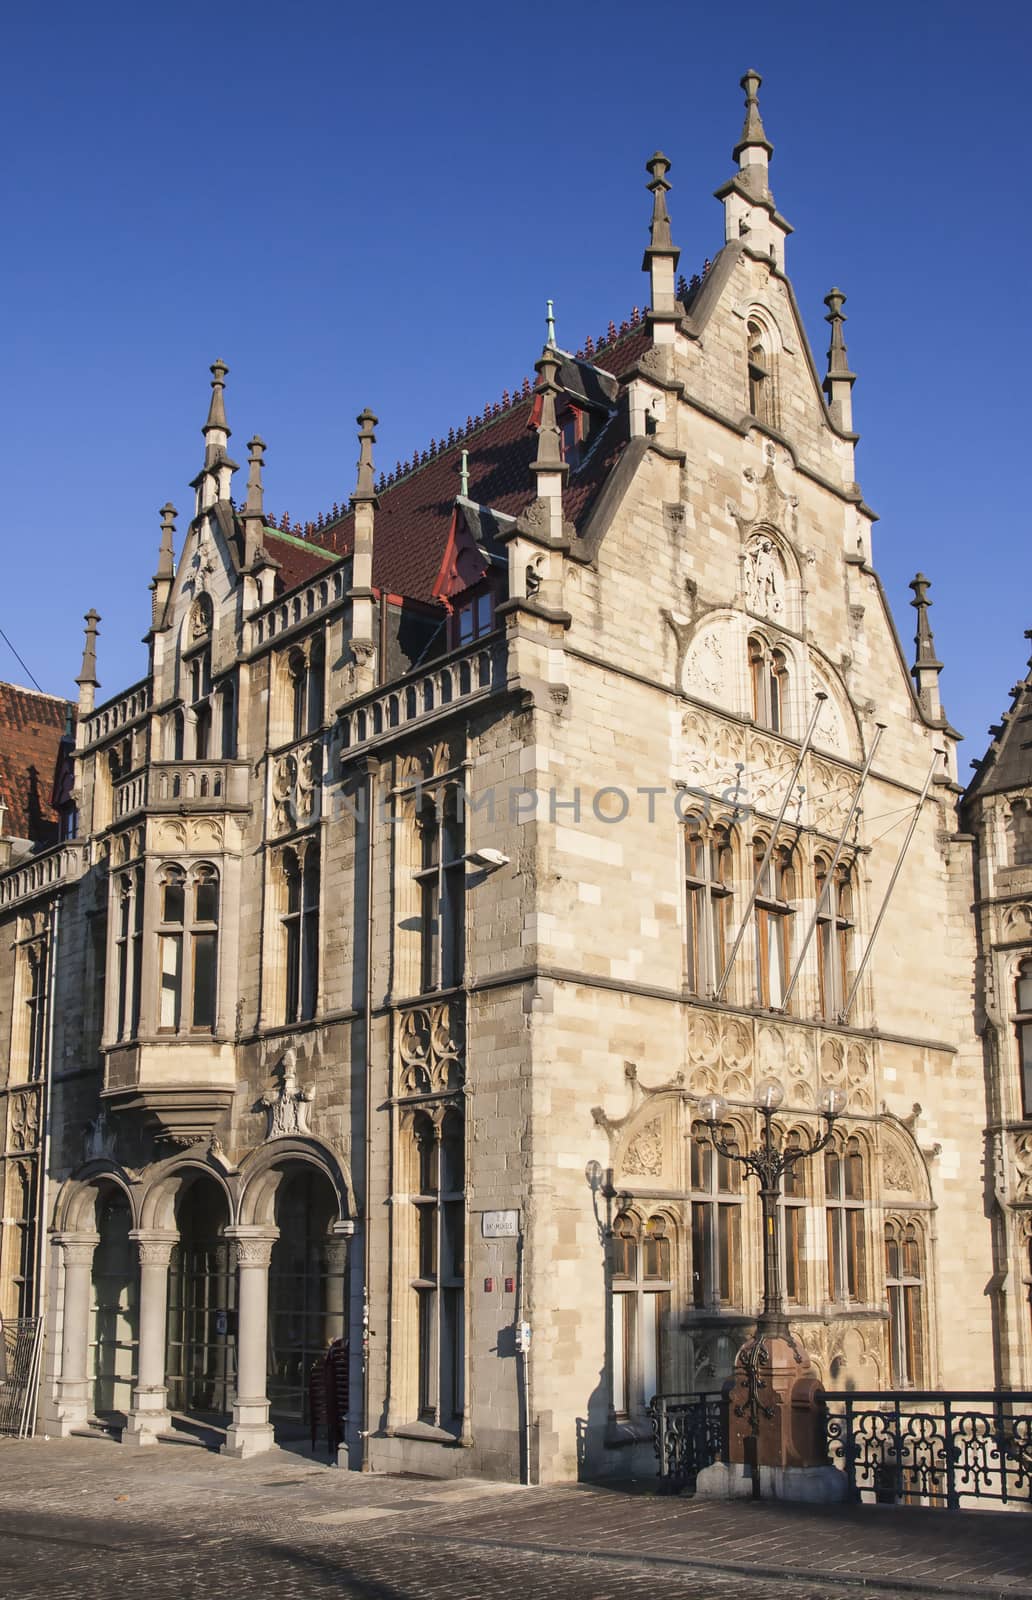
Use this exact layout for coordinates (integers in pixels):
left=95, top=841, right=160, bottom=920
left=453, top=590, right=493, bottom=648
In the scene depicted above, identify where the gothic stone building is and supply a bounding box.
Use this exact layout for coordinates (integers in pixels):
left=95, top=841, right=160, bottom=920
left=0, top=73, right=1022, bottom=1481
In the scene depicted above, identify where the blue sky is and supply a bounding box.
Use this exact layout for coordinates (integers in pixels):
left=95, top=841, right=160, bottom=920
left=1, top=1, right=1028, bottom=776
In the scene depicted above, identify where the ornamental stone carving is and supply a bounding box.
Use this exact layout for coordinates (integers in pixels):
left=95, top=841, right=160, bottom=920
left=622, top=1117, right=663, bottom=1178
left=55, top=1234, right=100, bottom=1267
left=1014, top=1133, right=1032, bottom=1201
left=132, top=1234, right=176, bottom=1268
left=744, top=535, right=783, bottom=619
left=262, top=1049, right=315, bottom=1138
left=882, top=1146, right=914, bottom=1194
left=272, top=742, right=321, bottom=834
left=233, top=1235, right=276, bottom=1268
left=8, top=1089, right=39, bottom=1154
left=398, top=1000, right=465, bottom=1095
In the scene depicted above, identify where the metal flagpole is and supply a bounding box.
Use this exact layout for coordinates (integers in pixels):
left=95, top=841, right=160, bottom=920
left=838, top=746, right=943, bottom=1023
left=714, top=693, right=827, bottom=1001
left=779, top=722, right=886, bottom=1013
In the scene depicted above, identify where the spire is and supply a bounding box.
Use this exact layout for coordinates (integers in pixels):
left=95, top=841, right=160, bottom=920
left=545, top=298, right=557, bottom=350
left=823, top=288, right=857, bottom=433
left=642, top=151, right=680, bottom=328
left=531, top=343, right=567, bottom=480
left=203, top=358, right=230, bottom=442
left=193, top=359, right=238, bottom=511
left=733, top=69, right=773, bottom=162
left=348, top=409, right=378, bottom=691
left=351, top=408, right=379, bottom=506
left=910, top=573, right=944, bottom=721
left=716, top=70, right=791, bottom=269
left=244, top=436, right=266, bottom=518
left=76, top=608, right=100, bottom=715
left=149, top=503, right=177, bottom=629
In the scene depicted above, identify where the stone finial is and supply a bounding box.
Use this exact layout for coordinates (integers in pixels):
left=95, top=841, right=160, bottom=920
left=244, top=436, right=266, bottom=518
left=910, top=573, right=944, bottom=721
left=459, top=448, right=470, bottom=498
left=823, top=287, right=857, bottom=431
left=642, top=151, right=680, bottom=318
left=545, top=298, right=557, bottom=350
left=645, top=151, right=675, bottom=253
left=733, top=68, right=773, bottom=161
left=156, top=502, right=176, bottom=580
left=75, top=608, right=99, bottom=691
left=351, top=408, right=379, bottom=506
left=531, top=344, right=566, bottom=477
left=203, top=358, right=231, bottom=438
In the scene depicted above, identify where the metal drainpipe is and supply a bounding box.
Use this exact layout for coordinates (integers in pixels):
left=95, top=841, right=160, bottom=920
left=31, top=893, right=61, bottom=1432
left=361, top=760, right=376, bottom=1470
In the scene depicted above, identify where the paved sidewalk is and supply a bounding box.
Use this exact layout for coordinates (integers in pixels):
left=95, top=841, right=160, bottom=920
left=0, top=1436, right=1029, bottom=1599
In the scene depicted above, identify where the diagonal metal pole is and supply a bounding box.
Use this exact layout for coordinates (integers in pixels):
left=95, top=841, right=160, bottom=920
left=779, top=722, right=885, bottom=1012
left=713, top=693, right=827, bottom=1001
left=838, top=746, right=943, bottom=1023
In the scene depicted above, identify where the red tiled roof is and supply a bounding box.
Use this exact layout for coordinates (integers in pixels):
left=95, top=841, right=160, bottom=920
left=291, top=322, right=654, bottom=606
left=0, top=681, right=75, bottom=844
left=262, top=527, right=334, bottom=594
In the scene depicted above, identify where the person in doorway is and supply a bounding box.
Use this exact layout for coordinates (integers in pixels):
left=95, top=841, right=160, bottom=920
left=309, top=1337, right=349, bottom=1462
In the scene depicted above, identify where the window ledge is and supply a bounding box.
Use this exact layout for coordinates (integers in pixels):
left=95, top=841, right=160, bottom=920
left=390, top=1421, right=462, bottom=1446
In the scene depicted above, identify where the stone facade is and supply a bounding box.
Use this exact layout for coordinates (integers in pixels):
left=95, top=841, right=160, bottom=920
left=0, top=74, right=1019, bottom=1483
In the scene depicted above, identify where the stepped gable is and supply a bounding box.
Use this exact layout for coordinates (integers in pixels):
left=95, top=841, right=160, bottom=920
left=0, top=681, right=75, bottom=844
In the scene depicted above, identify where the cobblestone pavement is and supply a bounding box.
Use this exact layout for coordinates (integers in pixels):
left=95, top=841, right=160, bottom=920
left=0, top=1437, right=1030, bottom=1600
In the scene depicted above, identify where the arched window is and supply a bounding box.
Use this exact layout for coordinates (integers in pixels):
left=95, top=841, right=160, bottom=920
left=288, top=642, right=325, bottom=743
left=754, top=839, right=795, bottom=1009
left=411, top=1108, right=465, bottom=1428
left=885, top=1219, right=925, bottom=1387
left=815, top=857, right=855, bottom=1018
left=1015, top=960, right=1032, bottom=1120
left=684, top=816, right=735, bottom=996
left=781, top=1131, right=808, bottom=1305
left=1006, top=799, right=1032, bottom=867
left=825, top=1135, right=867, bottom=1303
left=747, top=319, right=772, bottom=423
left=690, top=1123, right=742, bottom=1309
left=415, top=787, right=465, bottom=993
left=610, top=1212, right=673, bottom=1415
left=282, top=844, right=320, bottom=1024
left=748, top=636, right=790, bottom=733
left=218, top=675, right=237, bottom=760
left=114, top=866, right=144, bottom=1042
left=157, top=863, right=219, bottom=1033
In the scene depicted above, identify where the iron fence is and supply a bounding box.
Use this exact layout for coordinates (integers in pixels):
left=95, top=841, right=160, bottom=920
left=649, top=1391, right=726, bottom=1491
left=825, top=1390, right=1032, bottom=1509
left=0, top=1318, right=43, bottom=1437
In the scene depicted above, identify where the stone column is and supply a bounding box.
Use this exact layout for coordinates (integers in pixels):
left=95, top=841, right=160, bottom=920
left=222, top=1227, right=278, bottom=1459
left=122, top=1231, right=177, bottom=1448
left=52, top=1232, right=100, bottom=1436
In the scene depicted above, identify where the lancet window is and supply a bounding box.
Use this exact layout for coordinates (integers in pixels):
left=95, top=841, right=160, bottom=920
left=885, top=1218, right=925, bottom=1387
left=281, top=843, right=320, bottom=1024
left=409, top=1107, right=465, bottom=1430
left=684, top=815, right=735, bottom=997
left=748, top=635, right=789, bottom=733
left=157, top=862, right=219, bottom=1033
left=610, top=1212, right=673, bottom=1416
left=415, top=787, right=465, bottom=993
left=825, top=1135, right=867, bottom=1304
left=815, top=856, right=855, bottom=1018
left=754, top=839, right=795, bottom=1009
left=690, top=1122, right=742, bottom=1310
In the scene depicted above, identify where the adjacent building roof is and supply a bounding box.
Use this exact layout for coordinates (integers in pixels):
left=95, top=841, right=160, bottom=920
left=0, top=681, right=75, bottom=844
left=965, top=648, right=1032, bottom=801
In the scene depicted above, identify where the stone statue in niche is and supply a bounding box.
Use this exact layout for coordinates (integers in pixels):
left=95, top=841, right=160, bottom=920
left=744, top=536, right=783, bottom=618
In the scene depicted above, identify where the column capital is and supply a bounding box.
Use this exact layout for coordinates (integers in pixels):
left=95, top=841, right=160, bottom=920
left=225, top=1226, right=279, bottom=1268
left=53, top=1232, right=100, bottom=1266
left=129, top=1230, right=178, bottom=1268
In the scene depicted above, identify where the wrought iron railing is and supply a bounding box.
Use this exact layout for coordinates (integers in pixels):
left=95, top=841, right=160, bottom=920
left=825, top=1390, right=1032, bottom=1509
left=649, top=1391, right=726, bottom=1492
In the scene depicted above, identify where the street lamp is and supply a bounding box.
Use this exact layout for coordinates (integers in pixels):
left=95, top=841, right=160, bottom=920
left=696, top=1079, right=848, bottom=1342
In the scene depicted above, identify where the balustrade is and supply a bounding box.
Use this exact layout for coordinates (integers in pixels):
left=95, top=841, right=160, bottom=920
left=0, top=843, right=88, bottom=909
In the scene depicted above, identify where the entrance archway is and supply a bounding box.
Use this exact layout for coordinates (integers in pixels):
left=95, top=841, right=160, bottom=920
left=268, top=1167, right=348, bottom=1440
left=90, top=1186, right=138, bottom=1423
left=165, top=1176, right=235, bottom=1422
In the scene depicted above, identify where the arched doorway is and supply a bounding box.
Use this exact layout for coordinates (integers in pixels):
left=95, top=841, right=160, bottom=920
left=267, top=1167, right=348, bottom=1440
left=165, top=1176, right=235, bottom=1422
left=89, top=1185, right=138, bottom=1424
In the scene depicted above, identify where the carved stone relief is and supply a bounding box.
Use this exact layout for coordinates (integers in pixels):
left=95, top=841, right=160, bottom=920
left=621, top=1117, right=663, bottom=1178
left=743, top=535, right=784, bottom=620
left=682, top=623, right=730, bottom=705
left=272, top=741, right=321, bottom=835
left=1013, top=1132, right=1032, bottom=1202
left=398, top=1000, right=465, bottom=1095
left=262, top=1049, right=315, bottom=1138
left=8, top=1089, right=39, bottom=1154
